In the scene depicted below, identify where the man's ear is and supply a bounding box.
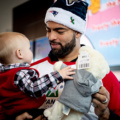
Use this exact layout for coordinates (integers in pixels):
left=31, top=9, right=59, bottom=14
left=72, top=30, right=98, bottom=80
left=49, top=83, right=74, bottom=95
left=75, top=32, right=81, bottom=38
left=16, top=49, right=23, bottom=59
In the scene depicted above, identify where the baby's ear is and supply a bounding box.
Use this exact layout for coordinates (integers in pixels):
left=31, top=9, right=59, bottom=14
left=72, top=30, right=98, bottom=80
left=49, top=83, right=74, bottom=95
left=15, top=49, right=23, bottom=59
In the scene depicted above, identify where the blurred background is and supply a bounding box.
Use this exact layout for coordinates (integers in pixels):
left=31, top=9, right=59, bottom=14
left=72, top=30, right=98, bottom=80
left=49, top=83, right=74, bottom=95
left=0, top=0, right=120, bottom=80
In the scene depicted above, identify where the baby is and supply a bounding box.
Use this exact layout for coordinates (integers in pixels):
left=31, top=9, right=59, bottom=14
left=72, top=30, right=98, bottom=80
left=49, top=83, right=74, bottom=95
left=0, top=32, right=75, bottom=120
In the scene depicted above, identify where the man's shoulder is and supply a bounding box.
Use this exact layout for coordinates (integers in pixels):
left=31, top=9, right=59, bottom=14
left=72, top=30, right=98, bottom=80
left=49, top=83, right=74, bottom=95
left=102, top=71, right=120, bottom=90
left=102, top=71, right=118, bottom=81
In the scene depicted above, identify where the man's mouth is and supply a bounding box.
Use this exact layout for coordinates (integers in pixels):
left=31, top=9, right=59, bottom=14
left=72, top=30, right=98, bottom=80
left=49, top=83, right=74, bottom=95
left=51, top=43, right=60, bottom=48
left=50, top=42, right=61, bottom=49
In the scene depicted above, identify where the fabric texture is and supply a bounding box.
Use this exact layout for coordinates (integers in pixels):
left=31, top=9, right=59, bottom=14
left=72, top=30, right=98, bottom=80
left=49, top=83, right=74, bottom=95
left=0, top=63, right=63, bottom=98
left=0, top=66, right=46, bottom=116
left=74, top=69, right=103, bottom=96
left=58, top=65, right=102, bottom=113
left=0, top=63, right=63, bottom=117
left=109, top=110, right=120, bottom=120
left=45, top=0, right=88, bottom=34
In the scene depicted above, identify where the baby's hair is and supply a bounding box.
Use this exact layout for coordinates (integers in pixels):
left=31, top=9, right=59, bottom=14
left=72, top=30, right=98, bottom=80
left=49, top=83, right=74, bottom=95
left=0, top=32, right=26, bottom=64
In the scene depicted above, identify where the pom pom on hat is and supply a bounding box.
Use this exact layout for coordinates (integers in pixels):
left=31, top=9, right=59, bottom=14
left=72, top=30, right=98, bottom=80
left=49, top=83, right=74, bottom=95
left=45, top=0, right=88, bottom=34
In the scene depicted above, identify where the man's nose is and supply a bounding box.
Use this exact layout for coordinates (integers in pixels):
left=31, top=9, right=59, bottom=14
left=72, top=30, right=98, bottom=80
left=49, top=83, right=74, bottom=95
left=48, top=32, right=57, bottom=41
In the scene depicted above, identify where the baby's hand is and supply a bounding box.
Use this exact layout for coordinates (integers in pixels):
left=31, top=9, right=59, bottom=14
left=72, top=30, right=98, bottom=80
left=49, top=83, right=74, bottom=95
left=58, top=66, right=75, bottom=80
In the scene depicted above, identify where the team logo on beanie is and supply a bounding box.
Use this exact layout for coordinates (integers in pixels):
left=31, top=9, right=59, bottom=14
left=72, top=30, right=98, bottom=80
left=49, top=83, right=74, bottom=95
left=66, top=0, right=80, bottom=6
left=50, top=10, right=58, bottom=16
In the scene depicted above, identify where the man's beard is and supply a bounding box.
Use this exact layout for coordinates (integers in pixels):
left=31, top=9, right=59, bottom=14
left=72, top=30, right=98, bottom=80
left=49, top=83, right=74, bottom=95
left=50, top=34, right=76, bottom=58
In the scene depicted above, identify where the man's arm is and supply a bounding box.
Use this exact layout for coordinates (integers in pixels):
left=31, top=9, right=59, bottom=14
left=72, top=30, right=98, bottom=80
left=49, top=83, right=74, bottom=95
left=92, top=86, right=120, bottom=120
left=92, top=86, right=110, bottom=120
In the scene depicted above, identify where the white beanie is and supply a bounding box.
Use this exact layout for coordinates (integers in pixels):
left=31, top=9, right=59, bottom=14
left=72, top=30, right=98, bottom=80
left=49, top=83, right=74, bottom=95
left=45, top=0, right=88, bottom=34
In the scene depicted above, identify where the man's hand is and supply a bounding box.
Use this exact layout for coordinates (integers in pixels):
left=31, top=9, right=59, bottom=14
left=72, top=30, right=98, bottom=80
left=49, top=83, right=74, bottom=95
left=92, top=86, right=110, bottom=120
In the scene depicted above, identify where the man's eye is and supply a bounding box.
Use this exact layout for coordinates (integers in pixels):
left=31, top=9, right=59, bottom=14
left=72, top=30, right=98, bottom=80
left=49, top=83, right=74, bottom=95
left=58, top=31, right=64, bottom=34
